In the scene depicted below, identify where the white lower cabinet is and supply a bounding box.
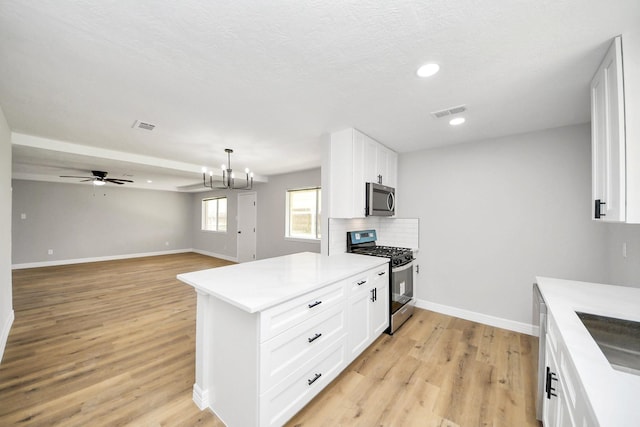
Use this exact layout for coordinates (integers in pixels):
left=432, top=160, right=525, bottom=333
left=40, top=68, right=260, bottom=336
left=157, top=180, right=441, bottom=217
left=347, top=265, right=389, bottom=362
left=543, top=314, right=596, bottom=427
left=193, top=263, right=390, bottom=427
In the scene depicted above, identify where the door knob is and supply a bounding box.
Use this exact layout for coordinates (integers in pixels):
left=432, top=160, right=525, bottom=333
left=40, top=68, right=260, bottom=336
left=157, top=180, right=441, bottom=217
left=237, top=231, right=242, bottom=234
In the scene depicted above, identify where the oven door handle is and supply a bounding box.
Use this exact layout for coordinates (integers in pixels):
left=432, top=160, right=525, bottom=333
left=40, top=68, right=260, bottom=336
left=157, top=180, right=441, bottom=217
left=391, top=261, right=413, bottom=274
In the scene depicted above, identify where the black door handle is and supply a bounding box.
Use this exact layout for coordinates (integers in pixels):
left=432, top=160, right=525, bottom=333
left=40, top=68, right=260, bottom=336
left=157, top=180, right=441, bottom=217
left=237, top=230, right=242, bottom=234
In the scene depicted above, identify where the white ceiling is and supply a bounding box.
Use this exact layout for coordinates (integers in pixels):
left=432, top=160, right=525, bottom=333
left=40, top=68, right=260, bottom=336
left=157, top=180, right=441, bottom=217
left=1, top=0, right=639, bottom=191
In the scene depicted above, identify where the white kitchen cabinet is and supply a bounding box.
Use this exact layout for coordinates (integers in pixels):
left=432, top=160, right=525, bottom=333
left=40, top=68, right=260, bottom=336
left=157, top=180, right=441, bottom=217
left=347, top=265, right=389, bottom=362
left=591, top=32, right=640, bottom=223
left=179, top=254, right=390, bottom=427
left=364, top=136, right=398, bottom=188
left=324, top=128, right=398, bottom=218
left=543, top=313, right=596, bottom=427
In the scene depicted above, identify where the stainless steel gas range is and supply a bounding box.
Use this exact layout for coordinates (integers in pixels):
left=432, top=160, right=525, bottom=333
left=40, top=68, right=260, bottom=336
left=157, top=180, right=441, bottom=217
left=347, top=229, right=414, bottom=334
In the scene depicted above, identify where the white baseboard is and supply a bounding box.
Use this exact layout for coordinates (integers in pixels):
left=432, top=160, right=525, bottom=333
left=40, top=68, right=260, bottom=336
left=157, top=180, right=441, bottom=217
left=1, top=309, right=15, bottom=364
left=191, top=249, right=238, bottom=263
left=192, top=383, right=210, bottom=410
left=415, top=298, right=537, bottom=336
left=11, top=248, right=193, bottom=270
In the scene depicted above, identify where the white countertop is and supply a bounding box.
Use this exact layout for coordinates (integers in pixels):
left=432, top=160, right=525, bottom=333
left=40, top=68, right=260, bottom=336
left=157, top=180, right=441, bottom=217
left=536, top=277, right=640, bottom=426
left=178, top=252, right=388, bottom=313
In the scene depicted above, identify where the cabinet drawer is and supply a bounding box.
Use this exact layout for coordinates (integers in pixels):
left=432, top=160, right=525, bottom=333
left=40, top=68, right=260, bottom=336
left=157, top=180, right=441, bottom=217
left=348, top=266, right=387, bottom=295
left=348, top=271, right=370, bottom=294
left=260, top=281, right=345, bottom=342
left=260, top=304, right=346, bottom=393
left=260, top=337, right=347, bottom=427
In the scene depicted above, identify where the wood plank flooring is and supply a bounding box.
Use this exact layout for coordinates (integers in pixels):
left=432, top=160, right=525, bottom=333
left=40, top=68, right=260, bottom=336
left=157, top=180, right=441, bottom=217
left=1, top=253, right=541, bottom=426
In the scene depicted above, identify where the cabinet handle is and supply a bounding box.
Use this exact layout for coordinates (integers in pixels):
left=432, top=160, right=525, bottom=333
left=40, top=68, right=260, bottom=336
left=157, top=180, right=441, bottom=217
left=308, top=300, right=322, bottom=309
left=357, top=279, right=367, bottom=286
left=371, top=288, right=377, bottom=302
left=377, top=271, right=386, bottom=276
left=545, top=367, right=558, bottom=399
left=594, top=199, right=606, bottom=218
left=307, top=333, right=322, bottom=343
left=307, top=372, right=322, bottom=385
left=377, top=174, right=382, bottom=184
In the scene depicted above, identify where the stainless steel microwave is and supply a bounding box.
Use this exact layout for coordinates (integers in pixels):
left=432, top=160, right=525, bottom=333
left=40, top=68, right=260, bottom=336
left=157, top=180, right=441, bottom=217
left=366, top=182, right=395, bottom=216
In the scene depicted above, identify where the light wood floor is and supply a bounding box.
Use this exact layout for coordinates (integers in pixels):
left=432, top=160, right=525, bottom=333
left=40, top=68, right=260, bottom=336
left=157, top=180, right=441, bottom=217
left=1, top=253, right=541, bottom=426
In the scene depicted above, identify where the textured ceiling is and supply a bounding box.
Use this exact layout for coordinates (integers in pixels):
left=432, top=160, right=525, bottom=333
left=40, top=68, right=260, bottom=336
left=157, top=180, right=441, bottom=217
left=1, top=0, right=639, bottom=190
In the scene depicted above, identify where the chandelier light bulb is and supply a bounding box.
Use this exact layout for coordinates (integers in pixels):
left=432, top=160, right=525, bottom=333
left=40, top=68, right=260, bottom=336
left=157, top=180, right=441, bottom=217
left=201, top=166, right=207, bottom=173
left=245, top=168, right=250, bottom=174
left=221, top=164, right=226, bottom=170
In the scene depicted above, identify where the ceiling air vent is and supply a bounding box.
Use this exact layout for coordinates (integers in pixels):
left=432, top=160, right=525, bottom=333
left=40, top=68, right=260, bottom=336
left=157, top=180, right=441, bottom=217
left=132, top=120, right=156, bottom=131
left=431, top=105, right=467, bottom=119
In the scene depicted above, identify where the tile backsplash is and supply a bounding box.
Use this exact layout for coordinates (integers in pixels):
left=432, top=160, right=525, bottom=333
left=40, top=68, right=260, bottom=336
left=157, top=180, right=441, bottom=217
left=328, top=217, right=419, bottom=255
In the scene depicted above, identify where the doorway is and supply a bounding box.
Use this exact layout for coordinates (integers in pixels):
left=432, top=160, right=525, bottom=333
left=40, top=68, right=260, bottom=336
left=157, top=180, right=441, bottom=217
left=237, top=192, right=257, bottom=263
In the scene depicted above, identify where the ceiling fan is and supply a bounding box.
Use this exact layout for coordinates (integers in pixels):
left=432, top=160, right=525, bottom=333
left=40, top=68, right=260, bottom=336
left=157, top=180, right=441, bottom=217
left=59, top=170, right=134, bottom=186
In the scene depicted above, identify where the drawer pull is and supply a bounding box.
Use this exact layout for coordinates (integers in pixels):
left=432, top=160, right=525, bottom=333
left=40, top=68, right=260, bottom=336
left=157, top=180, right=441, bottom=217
left=307, top=372, right=322, bottom=386
left=377, top=271, right=386, bottom=276
left=308, top=300, right=322, bottom=309
left=357, top=280, right=367, bottom=286
left=307, top=333, right=322, bottom=343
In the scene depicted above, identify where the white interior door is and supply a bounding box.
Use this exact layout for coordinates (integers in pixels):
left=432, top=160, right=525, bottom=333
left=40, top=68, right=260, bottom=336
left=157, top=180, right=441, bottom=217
left=237, top=192, right=257, bottom=263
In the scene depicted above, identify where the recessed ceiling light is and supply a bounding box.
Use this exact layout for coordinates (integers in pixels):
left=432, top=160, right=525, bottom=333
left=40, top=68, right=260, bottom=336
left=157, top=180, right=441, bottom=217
left=449, top=117, right=466, bottom=126
left=416, top=63, right=440, bottom=78
left=147, top=180, right=153, bottom=183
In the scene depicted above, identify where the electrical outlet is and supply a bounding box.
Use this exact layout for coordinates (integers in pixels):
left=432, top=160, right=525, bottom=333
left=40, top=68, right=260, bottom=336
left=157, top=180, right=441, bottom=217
left=623, top=242, right=627, bottom=258
left=47, top=249, right=53, bottom=255
left=165, top=241, right=169, bottom=246
left=21, top=213, right=26, bottom=219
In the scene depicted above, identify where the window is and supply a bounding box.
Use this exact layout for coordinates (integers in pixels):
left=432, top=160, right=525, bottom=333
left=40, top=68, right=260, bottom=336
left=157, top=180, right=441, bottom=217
left=286, top=187, right=321, bottom=240
left=202, top=197, right=227, bottom=232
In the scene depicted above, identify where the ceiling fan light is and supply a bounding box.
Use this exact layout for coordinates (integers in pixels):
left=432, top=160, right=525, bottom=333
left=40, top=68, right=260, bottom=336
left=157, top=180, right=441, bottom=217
left=94, top=180, right=106, bottom=186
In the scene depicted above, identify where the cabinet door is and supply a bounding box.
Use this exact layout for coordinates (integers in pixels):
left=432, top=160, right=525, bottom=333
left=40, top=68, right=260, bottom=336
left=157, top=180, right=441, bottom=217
left=591, top=36, right=626, bottom=222
left=347, top=289, right=371, bottom=361
left=370, top=280, right=389, bottom=337
left=385, top=149, right=398, bottom=188
left=364, top=135, right=379, bottom=184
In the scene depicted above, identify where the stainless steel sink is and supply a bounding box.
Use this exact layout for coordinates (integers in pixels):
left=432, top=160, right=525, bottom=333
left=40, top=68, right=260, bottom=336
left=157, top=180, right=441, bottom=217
left=576, top=312, right=640, bottom=375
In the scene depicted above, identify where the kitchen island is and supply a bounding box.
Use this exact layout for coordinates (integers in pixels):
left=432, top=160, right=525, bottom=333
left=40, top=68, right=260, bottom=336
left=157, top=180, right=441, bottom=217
left=536, top=277, right=640, bottom=427
left=177, top=251, right=389, bottom=427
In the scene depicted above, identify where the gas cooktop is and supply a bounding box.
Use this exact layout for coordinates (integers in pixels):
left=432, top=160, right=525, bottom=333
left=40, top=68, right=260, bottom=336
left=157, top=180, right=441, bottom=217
left=347, top=230, right=413, bottom=267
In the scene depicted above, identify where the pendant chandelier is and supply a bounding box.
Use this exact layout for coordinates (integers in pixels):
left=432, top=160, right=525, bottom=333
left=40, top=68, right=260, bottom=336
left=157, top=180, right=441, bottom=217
left=202, top=148, right=253, bottom=190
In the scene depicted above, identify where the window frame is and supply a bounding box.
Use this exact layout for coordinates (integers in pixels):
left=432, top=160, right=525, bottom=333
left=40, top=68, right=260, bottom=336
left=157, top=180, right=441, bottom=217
left=201, top=196, right=228, bottom=233
left=285, top=187, right=321, bottom=241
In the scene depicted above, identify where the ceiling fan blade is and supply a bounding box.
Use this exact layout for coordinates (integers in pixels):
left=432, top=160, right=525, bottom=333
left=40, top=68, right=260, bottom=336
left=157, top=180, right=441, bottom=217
left=106, top=178, right=134, bottom=183
left=60, top=175, right=93, bottom=179
left=80, top=179, right=93, bottom=182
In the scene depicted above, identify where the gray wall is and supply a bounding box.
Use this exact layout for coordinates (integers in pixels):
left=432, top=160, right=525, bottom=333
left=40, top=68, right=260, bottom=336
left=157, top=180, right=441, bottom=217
left=12, top=180, right=192, bottom=265
left=605, top=223, right=640, bottom=287
left=398, top=123, right=609, bottom=325
left=255, top=168, right=321, bottom=259
left=190, top=168, right=321, bottom=261
left=190, top=188, right=239, bottom=260
left=0, top=105, right=13, bottom=362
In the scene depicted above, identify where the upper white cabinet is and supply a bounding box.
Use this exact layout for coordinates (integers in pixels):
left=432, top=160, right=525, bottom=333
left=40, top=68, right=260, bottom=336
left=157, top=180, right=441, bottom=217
left=364, top=136, right=398, bottom=188
left=591, top=32, right=640, bottom=223
left=324, top=128, right=398, bottom=218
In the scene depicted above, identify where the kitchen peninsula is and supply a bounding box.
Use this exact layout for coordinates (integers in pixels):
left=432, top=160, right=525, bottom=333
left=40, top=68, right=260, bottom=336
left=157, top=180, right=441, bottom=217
left=177, top=251, right=389, bottom=427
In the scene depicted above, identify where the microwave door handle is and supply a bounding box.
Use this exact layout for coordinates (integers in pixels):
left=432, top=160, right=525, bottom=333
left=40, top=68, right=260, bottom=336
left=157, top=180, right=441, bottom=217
left=387, top=192, right=395, bottom=211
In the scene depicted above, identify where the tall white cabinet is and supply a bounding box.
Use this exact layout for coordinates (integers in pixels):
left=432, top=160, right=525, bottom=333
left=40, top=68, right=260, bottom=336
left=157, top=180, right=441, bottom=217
left=323, top=128, right=398, bottom=219
left=591, top=32, right=640, bottom=223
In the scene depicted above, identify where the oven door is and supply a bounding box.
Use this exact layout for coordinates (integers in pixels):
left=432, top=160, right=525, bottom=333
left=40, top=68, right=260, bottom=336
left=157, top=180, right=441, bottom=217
left=390, top=261, right=413, bottom=314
